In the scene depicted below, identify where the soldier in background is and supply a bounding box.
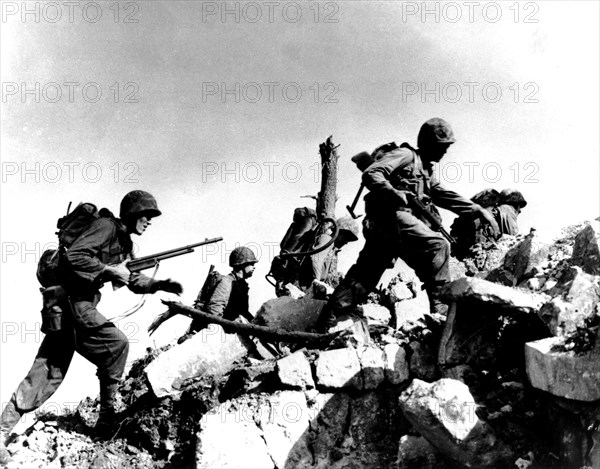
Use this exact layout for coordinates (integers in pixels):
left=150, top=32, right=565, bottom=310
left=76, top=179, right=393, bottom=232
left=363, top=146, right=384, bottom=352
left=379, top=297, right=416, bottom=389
left=496, top=189, right=527, bottom=235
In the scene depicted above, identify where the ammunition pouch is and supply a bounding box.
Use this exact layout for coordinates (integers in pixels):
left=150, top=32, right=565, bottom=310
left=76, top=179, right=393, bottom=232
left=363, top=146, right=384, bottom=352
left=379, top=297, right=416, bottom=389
left=40, top=285, right=70, bottom=334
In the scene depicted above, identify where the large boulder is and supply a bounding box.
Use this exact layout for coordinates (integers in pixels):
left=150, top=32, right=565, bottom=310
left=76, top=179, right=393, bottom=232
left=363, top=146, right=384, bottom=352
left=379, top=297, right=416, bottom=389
left=441, top=277, right=548, bottom=313
left=399, top=379, right=514, bottom=468
left=525, top=337, right=600, bottom=401
left=316, top=348, right=362, bottom=390
left=145, top=325, right=249, bottom=398
left=396, top=435, right=450, bottom=469
left=254, top=296, right=326, bottom=332
left=571, top=224, right=600, bottom=275
left=196, top=403, right=274, bottom=468
left=540, top=266, right=600, bottom=337
left=486, top=234, right=554, bottom=286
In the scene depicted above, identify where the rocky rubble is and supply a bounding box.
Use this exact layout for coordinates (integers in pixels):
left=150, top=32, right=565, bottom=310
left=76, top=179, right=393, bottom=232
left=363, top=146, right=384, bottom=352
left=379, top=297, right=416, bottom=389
left=3, top=220, right=600, bottom=469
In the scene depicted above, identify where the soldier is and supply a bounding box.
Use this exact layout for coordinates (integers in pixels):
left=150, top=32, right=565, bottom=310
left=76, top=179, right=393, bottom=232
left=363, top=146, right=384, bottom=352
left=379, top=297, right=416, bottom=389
left=0, top=190, right=182, bottom=451
left=316, top=118, right=499, bottom=331
left=495, top=189, right=527, bottom=235
left=184, top=246, right=258, bottom=337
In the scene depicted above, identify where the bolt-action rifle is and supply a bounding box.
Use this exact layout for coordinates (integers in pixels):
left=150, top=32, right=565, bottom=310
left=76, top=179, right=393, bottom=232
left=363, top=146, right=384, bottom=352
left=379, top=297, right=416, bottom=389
left=125, top=238, right=223, bottom=272
left=407, top=195, right=456, bottom=245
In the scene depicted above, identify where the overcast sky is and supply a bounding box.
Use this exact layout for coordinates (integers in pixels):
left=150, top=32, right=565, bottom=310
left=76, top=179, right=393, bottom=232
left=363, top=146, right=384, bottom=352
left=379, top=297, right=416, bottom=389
left=1, top=1, right=599, bottom=420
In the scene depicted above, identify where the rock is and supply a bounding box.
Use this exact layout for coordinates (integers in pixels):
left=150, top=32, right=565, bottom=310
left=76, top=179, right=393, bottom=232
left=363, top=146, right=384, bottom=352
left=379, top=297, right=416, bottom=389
left=283, top=283, right=305, bottom=299
left=483, top=233, right=552, bottom=285
left=356, top=346, right=385, bottom=390
left=359, top=304, right=391, bottom=326
left=383, top=343, right=409, bottom=385
left=259, top=391, right=312, bottom=469
left=277, top=350, right=315, bottom=389
left=441, top=277, right=548, bottom=313
left=540, top=266, right=600, bottom=337
left=316, top=348, right=363, bottom=389
left=329, top=315, right=371, bottom=346
left=196, top=402, right=274, bottom=468
left=394, top=293, right=429, bottom=327
left=571, top=224, right=600, bottom=275
left=221, top=362, right=276, bottom=399
left=254, top=296, right=326, bottom=332
left=525, top=337, right=600, bottom=401
left=145, top=325, right=249, bottom=398
left=396, top=435, right=450, bottom=469
left=399, top=378, right=514, bottom=468
left=409, top=342, right=439, bottom=382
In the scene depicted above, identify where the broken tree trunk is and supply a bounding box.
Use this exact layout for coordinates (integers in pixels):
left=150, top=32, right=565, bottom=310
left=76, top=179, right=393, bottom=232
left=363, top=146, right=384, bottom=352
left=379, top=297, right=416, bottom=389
left=317, top=135, right=339, bottom=220
left=161, top=300, right=339, bottom=345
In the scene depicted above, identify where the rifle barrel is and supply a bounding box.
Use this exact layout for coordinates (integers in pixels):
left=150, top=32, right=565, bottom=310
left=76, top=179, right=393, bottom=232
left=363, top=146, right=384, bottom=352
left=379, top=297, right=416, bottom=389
left=127, top=237, right=223, bottom=271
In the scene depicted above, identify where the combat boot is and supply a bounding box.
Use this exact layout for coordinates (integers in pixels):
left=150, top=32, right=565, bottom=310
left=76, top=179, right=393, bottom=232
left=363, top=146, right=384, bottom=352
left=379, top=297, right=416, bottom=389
left=95, top=382, right=119, bottom=439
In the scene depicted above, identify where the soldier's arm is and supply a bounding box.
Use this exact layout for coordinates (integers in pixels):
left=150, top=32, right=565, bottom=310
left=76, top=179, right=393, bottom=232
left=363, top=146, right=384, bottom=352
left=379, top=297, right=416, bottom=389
left=362, top=149, right=413, bottom=204
left=204, top=276, right=233, bottom=317
left=430, top=177, right=481, bottom=215
left=65, top=218, right=115, bottom=285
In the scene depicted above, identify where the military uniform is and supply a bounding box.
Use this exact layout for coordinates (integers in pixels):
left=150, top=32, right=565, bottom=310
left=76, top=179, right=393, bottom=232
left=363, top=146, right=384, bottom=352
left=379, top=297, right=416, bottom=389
left=189, top=271, right=252, bottom=330
left=323, top=141, right=484, bottom=320
left=495, top=204, right=520, bottom=235
left=1, top=191, right=170, bottom=438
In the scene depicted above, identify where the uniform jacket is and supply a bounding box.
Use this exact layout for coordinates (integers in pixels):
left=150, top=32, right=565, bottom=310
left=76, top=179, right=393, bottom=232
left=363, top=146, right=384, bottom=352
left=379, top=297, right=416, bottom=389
left=495, top=204, right=520, bottom=235
left=205, top=271, right=251, bottom=321
left=64, top=217, right=154, bottom=296
left=363, top=143, right=480, bottom=219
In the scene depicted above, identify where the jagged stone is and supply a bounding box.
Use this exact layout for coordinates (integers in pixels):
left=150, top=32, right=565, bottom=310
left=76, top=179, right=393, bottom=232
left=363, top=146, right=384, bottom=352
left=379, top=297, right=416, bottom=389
left=441, top=277, right=548, bottom=313
left=399, top=379, right=514, bottom=468
left=540, top=266, right=600, bottom=337
left=253, top=296, right=326, bottom=332
left=356, top=346, right=385, bottom=390
left=409, top=342, right=439, bottom=382
left=221, top=362, right=276, bottom=399
left=525, top=337, right=600, bottom=401
left=359, top=303, right=391, bottom=326
left=396, top=435, right=450, bottom=469
left=329, top=315, right=370, bottom=346
left=308, top=392, right=351, bottom=465
left=316, top=348, right=363, bottom=389
left=571, top=224, right=600, bottom=275
left=196, top=402, right=274, bottom=468
left=259, top=391, right=312, bottom=468
left=145, top=325, right=249, bottom=398
left=383, top=343, right=409, bottom=385
left=277, top=350, right=315, bottom=389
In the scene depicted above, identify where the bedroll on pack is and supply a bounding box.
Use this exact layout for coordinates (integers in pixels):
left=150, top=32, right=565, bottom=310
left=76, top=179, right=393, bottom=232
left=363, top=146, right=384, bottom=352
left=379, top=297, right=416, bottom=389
left=36, top=202, right=100, bottom=288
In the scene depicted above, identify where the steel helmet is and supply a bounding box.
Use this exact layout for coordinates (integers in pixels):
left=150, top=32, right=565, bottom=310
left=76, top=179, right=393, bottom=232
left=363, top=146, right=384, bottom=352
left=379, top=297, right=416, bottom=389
left=351, top=151, right=375, bottom=172
left=229, top=246, right=258, bottom=267
left=500, top=189, right=528, bottom=209
left=335, top=216, right=359, bottom=241
left=417, top=118, right=456, bottom=149
left=119, top=190, right=162, bottom=221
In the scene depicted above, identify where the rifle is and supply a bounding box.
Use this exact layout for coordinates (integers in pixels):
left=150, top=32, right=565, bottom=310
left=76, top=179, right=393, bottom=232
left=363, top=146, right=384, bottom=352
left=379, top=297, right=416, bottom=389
left=126, top=238, right=223, bottom=272
left=407, top=195, right=457, bottom=245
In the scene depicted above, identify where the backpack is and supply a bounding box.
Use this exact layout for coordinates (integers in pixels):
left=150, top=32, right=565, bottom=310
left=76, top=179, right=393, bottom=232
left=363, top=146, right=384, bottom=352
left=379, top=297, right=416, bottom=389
left=193, top=265, right=223, bottom=310
left=36, top=202, right=100, bottom=287
left=267, top=207, right=338, bottom=292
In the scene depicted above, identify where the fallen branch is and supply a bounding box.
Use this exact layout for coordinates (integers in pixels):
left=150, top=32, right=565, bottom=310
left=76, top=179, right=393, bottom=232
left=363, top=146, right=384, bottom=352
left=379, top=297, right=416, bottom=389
left=161, top=300, right=339, bottom=345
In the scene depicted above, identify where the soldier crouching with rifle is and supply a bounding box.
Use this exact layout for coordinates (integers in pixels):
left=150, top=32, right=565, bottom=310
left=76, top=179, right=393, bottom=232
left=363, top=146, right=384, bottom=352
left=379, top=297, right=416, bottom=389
left=0, top=190, right=183, bottom=456
left=316, top=118, right=500, bottom=331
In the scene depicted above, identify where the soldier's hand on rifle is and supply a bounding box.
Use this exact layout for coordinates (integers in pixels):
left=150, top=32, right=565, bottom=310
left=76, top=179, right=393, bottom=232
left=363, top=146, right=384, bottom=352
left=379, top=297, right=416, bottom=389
left=392, top=189, right=410, bottom=206
left=150, top=279, right=183, bottom=295
left=478, top=207, right=500, bottom=238
left=104, top=262, right=131, bottom=286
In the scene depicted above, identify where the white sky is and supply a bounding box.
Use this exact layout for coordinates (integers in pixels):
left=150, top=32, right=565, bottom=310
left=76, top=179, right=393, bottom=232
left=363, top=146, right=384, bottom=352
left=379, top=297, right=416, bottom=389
left=1, top=1, right=599, bottom=420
